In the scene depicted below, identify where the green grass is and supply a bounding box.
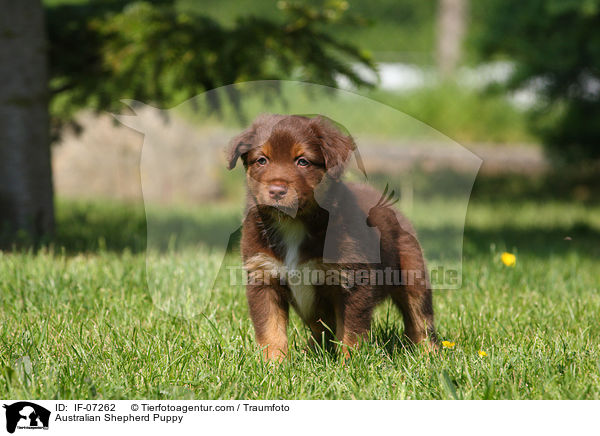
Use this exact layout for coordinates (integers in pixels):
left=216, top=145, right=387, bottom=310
left=2, top=174, right=600, bottom=399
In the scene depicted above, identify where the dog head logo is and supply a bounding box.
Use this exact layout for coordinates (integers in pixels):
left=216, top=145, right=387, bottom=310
left=115, top=81, right=481, bottom=319
left=3, top=402, right=50, bottom=433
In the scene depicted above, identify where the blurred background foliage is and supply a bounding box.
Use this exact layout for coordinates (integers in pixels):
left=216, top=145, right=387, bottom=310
left=37, top=0, right=600, bottom=249
left=471, top=0, right=600, bottom=164
left=44, top=0, right=600, bottom=165
left=46, top=0, right=375, bottom=136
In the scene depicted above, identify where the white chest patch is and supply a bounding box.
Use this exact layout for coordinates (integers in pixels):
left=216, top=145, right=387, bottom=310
left=278, top=221, right=315, bottom=319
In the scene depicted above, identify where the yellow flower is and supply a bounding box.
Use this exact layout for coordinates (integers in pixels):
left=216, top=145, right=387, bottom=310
left=501, top=252, right=516, bottom=267
left=478, top=350, right=487, bottom=357
left=442, top=340, right=456, bottom=349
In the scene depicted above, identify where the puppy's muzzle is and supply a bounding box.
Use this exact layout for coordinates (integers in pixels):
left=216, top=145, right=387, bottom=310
left=248, top=177, right=299, bottom=217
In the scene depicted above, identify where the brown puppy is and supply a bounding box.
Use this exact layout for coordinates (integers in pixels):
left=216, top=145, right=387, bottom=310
left=227, top=114, right=437, bottom=361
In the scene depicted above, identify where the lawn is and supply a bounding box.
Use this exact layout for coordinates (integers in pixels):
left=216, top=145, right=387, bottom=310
left=1, top=172, right=599, bottom=400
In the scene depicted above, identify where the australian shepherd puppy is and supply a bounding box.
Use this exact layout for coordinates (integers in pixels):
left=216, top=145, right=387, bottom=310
left=227, top=114, right=437, bottom=361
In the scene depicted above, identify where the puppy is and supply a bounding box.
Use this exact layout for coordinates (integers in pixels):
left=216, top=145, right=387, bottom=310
left=227, top=114, right=437, bottom=361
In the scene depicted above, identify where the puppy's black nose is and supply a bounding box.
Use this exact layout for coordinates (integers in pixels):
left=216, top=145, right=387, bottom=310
left=268, top=184, right=288, bottom=200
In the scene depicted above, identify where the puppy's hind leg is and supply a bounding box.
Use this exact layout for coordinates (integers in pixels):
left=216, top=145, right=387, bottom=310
left=391, top=285, right=437, bottom=348
left=391, top=233, right=438, bottom=349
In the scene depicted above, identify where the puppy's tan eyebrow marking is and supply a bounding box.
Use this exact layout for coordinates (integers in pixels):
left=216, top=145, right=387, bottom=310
left=291, top=143, right=308, bottom=159
left=261, top=142, right=272, bottom=156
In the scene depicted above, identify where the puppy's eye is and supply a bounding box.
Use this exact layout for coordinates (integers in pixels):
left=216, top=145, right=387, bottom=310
left=296, top=157, right=310, bottom=167
left=256, top=157, right=268, bottom=166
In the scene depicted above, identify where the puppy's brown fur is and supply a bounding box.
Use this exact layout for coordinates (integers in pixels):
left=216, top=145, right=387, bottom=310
left=228, top=114, right=437, bottom=361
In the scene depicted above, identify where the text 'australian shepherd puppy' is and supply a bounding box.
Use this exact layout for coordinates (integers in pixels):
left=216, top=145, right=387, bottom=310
left=227, top=114, right=438, bottom=361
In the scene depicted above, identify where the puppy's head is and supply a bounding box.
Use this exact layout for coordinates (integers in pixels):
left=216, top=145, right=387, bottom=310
left=227, top=114, right=355, bottom=217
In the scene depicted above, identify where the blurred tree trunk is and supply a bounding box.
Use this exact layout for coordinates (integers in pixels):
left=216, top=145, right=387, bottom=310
left=0, top=0, right=54, bottom=246
left=436, top=0, right=467, bottom=77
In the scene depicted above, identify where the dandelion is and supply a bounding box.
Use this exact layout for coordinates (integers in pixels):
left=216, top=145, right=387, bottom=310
left=478, top=350, right=487, bottom=357
left=501, top=252, right=516, bottom=267
left=442, top=341, right=456, bottom=349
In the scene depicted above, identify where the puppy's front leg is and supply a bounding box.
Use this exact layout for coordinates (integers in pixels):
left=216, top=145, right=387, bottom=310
left=246, top=283, right=289, bottom=362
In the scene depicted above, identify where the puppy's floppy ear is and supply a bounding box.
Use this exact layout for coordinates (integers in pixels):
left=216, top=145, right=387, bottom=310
left=309, top=116, right=356, bottom=179
left=227, top=126, right=256, bottom=170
